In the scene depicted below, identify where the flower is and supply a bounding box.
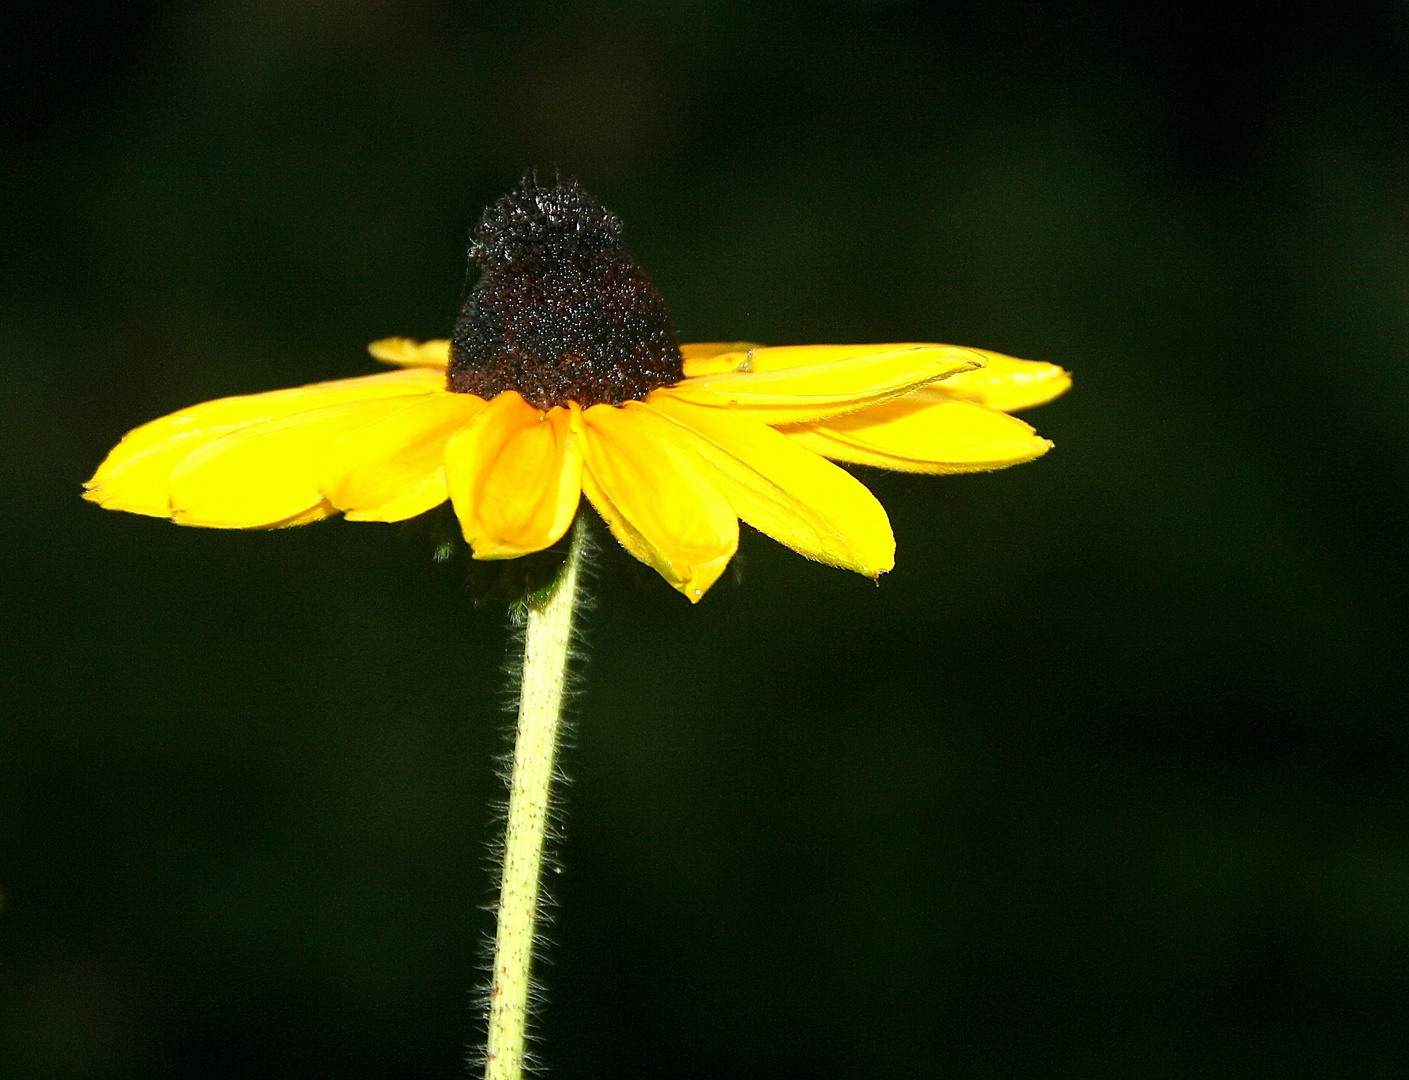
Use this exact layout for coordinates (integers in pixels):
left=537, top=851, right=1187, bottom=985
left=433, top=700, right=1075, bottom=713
left=84, top=178, right=1069, bottom=602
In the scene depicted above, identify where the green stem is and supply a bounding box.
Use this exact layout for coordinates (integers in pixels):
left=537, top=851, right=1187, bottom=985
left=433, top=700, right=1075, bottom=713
left=484, top=519, right=586, bottom=1080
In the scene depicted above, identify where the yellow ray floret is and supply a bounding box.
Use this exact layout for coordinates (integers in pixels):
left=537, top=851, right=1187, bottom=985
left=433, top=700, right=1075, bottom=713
left=664, top=344, right=985, bottom=423
left=647, top=396, right=894, bottom=577
left=85, top=369, right=445, bottom=518
left=368, top=338, right=453, bottom=369
left=167, top=397, right=430, bottom=528
left=924, top=349, right=1072, bottom=412
left=576, top=403, right=739, bottom=601
left=446, top=393, right=583, bottom=559
left=781, top=396, right=1053, bottom=474
left=322, top=394, right=485, bottom=522
left=84, top=339, right=1069, bottom=600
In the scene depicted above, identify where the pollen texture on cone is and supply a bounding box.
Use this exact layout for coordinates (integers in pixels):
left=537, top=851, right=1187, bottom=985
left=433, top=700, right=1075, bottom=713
left=447, top=176, right=684, bottom=410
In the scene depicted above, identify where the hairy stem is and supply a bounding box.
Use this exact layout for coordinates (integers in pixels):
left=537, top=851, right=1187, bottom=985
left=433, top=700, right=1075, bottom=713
left=485, top=520, right=586, bottom=1080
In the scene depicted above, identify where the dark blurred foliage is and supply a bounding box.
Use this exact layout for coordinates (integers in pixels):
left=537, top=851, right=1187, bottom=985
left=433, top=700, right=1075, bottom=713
left=3, top=1, right=1409, bottom=1077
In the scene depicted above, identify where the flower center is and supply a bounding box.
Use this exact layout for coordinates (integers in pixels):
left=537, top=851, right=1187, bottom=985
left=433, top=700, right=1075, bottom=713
left=447, top=176, right=684, bottom=410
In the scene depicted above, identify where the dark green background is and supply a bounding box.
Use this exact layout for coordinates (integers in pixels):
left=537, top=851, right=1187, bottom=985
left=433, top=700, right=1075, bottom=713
left=4, top=2, right=1408, bottom=1076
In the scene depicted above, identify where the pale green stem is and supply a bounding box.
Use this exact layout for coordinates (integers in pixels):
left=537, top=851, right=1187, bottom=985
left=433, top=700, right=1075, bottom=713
left=484, top=520, right=586, bottom=1080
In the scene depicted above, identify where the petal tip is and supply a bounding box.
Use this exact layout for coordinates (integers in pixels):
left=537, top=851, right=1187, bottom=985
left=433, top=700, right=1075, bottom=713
left=670, top=552, right=734, bottom=602
left=368, top=337, right=451, bottom=369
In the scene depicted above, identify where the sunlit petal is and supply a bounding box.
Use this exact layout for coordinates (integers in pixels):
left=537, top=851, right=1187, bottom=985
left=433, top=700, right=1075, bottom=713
left=681, top=342, right=960, bottom=378
left=167, top=396, right=427, bottom=528
left=576, top=403, right=738, bottom=602
left=679, top=341, right=764, bottom=376
left=783, top=396, right=1053, bottom=474
left=445, top=393, right=581, bottom=559
left=321, top=394, right=485, bottom=522
left=919, top=349, right=1071, bottom=411
left=665, top=344, right=983, bottom=422
left=85, top=368, right=446, bottom=510
left=647, top=396, right=894, bottom=577
left=85, top=434, right=242, bottom=518
left=367, top=338, right=452, bottom=370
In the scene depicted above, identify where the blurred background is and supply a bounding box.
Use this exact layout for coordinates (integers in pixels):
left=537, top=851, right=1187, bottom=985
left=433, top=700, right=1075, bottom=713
left=3, top=1, right=1408, bottom=1076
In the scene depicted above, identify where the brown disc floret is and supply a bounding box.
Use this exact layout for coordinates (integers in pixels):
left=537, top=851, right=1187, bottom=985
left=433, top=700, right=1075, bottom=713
left=447, top=176, right=684, bottom=410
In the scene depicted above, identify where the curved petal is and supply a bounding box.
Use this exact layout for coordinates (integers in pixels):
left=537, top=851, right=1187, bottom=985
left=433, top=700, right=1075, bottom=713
left=920, top=349, right=1070, bottom=411
left=367, top=338, right=451, bottom=370
left=782, top=396, right=1053, bottom=474
left=664, top=344, right=983, bottom=423
left=679, top=341, right=763, bottom=376
left=85, top=368, right=447, bottom=512
left=85, top=435, right=240, bottom=517
left=167, top=396, right=427, bottom=528
left=321, top=394, right=485, bottom=522
left=576, top=403, right=738, bottom=602
left=646, top=396, right=894, bottom=578
left=445, top=393, right=581, bottom=559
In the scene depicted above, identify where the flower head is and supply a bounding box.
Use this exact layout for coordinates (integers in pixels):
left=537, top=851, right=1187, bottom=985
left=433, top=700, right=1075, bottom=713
left=84, top=177, right=1069, bottom=602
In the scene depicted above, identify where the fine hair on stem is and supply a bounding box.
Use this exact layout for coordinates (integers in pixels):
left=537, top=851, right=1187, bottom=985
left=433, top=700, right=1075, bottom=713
left=470, top=515, right=594, bottom=1079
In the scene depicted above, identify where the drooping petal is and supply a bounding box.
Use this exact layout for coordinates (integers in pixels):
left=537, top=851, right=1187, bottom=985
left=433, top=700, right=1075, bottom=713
left=664, top=344, right=983, bottom=423
left=647, top=396, right=894, bottom=578
left=84, top=368, right=447, bottom=515
left=576, top=402, right=738, bottom=602
left=367, top=338, right=451, bottom=370
left=921, top=349, right=1070, bottom=411
left=679, top=341, right=763, bottom=375
left=320, top=394, right=485, bottom=522
left=783, top=396, right=1053, bottom=474
left=444, top=392, right=581, bottom=559
left=166, top=396, right=429, bottom=528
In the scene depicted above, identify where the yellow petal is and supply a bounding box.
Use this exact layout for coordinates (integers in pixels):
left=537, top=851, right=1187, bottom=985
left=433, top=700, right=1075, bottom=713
left=576, top=403, right=738, bottom=602
left=679, top=341, right=763, bottom=376
left=367, top=338, right=451, bottom=370
left=665, top=344, right=983, bottom=423
left=921, top=349, right=1070, bottom=411
left=684, top=342, right=938, bottom=376
left=445, top=392, right=582, bottom=559
left=167, top=396, right=427, bottom=528
left=85, top=435, right=237, bottom=518
left=321, top=394, right=485, bottom=522
left=647, top=396, right=894, bottom=578
left=85, top=368, right=446, bottom=506
left=783, top=396, right=1053, bottom=474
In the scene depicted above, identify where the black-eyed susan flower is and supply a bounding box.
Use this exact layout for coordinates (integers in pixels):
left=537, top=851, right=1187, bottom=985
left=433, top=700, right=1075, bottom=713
left=85, top=175, right=1072, bottom=1080
left=84, top=177, right=1068, bottom=601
